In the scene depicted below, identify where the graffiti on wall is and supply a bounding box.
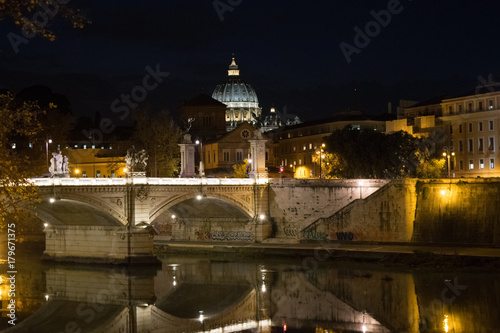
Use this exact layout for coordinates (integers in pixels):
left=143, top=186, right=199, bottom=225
left=284, top=226, right=297, bottom=237
left=335, top=232, right=354, bottom=241
left=195, top=230, right=254, bottom=241
left=304, top=231, right=327, bottom=240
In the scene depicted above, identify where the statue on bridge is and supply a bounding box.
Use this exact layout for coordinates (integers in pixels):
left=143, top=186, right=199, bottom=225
left=49, top=151, right=70, bottom=178
left=125, top=146, right=148, bottom=172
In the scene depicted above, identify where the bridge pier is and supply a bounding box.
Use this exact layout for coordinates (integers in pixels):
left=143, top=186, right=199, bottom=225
left=42, top=225, right=160, bottom=265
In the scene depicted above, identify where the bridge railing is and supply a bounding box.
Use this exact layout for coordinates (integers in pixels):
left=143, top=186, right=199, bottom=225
left=30, top=177, right=268, bottom=186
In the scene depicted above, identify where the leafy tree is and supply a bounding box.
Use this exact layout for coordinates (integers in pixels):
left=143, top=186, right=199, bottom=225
left=0, top=0, right=89, bottom=41
left=325, top=127, right=421, bottom=179
left=0, top=93, right=42, bottom=233
left=133, top=109, right=183, bottom=177
left=232, top=159, right=249, bottom=178
left=417, top=158, right=446, bottom=178
left=312, top=152, right=345, bottom=179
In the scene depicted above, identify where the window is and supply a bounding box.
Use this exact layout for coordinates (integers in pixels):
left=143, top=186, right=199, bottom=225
left=479, top=102, right=483, bottom=111
left=479, top=159, right=484, bottom=169
left=489, top=100, right=494, bottom=110
left=468, top=139, right=474, bottom=152
left=479, top=138, right=484, bottom=152
left=490, top=158, right=495, bottom=169
left=203, top=114, right=212, bottom=127
left=82, top=171, right=87, bottom=178
left=469, top=123, right=473, bottom=132
left=489, top=137, right=495, bottom=151
left=469, top=160, right=474, bottom=170
left=213, top=152, right=216, bottom=163
left=236, top=150, right=243, bottom=161
left=458, top=105, right=462, bottom=113
left=458, top=140, right=463, bottom=152
left=293, top=146, right=296, bottom=152
left=96, top=170, right=101, bottom=178
left=299, top=159, right=302, bottom=165
left=303, top=145, right=306, bottom=151
left=459, top=160, right=464, bottom=170
left=111, top=170, right=115, bottom=178
left=451, top=160, right=455, bottom=170
left=479, top=122, right=483, bottom=132
left=459, top=124, right=462, bottom=133
left=489, top=120, right=494, bottom=131
left=449, top=125, right=453, bottom=134
left=207, top=151, right=210, bottom=163
left=468, top=103, right=472, bottom=112
left=265, top=150, right=269, bottom=161
left=448, top=106, right=453, bottom=113
left=309, top=143, right=313, bottom=150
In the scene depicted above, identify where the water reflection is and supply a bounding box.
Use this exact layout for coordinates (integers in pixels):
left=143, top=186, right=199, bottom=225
left=1, top=247, right=500, bottom=332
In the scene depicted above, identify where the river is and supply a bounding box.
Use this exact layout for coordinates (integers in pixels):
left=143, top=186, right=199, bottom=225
left=0, top=242, right=499, bottom=332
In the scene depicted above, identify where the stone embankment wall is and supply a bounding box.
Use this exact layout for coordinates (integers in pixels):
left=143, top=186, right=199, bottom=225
left=268, top=179, right=390, bottom=239
left=412, top=179, right=500, bottom=244
left=303, top=178, right=500, bottom=245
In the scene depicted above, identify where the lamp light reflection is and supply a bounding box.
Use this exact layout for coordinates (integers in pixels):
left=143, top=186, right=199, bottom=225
left=199, top=310, right=204, bottom=323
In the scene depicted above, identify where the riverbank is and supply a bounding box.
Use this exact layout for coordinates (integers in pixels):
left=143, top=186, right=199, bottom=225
left=154, top=240, right=500, bottom=270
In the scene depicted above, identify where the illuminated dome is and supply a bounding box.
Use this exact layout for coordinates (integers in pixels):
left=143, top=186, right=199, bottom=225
left=212, top=57, right=262, bottom=131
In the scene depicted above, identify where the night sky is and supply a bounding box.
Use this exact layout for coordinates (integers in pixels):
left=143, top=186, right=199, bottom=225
left=0, top=0, right=499, bottom=123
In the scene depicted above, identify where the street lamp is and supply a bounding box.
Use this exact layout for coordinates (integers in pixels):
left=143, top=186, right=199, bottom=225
left=45, top=137, right=52, bottom=171
left=442, top=146, right=455, bottom=178
left=317, top=143, right=325, bottom=179
left=195, top=139, right=204, bottom=177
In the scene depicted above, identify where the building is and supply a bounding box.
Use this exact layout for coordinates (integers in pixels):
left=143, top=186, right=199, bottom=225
left=261, top=107, right=282, bottom=132
left=268, top=111, right=390, bottom=178
left=179, top=93, right=227, bottom=142
left=203, top=122, right=273, bottom=176
left=66, top=142, right=127, bottom=178
left=441, top=88, right=500, bottom=177
left=212, top=57, right=262, bottom=131
left=402, top=96, right=445, bottom=125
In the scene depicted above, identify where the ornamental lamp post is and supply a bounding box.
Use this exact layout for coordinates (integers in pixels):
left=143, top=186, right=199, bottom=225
left=442, top=146, right=455, bottom=178
left=45, top=137, right=52, bottom=171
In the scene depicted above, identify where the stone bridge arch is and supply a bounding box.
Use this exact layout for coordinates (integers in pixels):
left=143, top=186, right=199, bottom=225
left=37, top=186, right=128, bottom=225
left=150, top=191, right=254, bottom=223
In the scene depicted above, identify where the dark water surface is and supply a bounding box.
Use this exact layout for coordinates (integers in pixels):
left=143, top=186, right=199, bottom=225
left=1, top=243, right=500, bottom=333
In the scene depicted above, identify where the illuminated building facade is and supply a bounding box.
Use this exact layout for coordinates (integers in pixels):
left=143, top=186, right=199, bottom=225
left=203, top=122, right=274, bottom=176
left=66, top=144, right=127, bottom=178
left=269, top=111, right=388, bottom=178
left=441, top=89, right=500, bottom=177
left=212, top=57, right=262, bottom=131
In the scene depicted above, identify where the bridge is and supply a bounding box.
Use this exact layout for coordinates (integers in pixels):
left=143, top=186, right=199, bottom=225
left=29, top=177, right=388, bottom=264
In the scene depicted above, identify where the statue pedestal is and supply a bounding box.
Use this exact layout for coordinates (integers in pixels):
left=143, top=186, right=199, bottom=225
left=179, top=134, right=196, bottom=178
left=248, top=131, right=268, bottom=179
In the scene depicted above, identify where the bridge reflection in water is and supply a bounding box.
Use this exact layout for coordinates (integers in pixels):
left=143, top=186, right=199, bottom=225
left=2, top=252, right=500, bottom=332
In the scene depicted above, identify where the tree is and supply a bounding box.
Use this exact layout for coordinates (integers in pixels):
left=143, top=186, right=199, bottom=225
left=312, top=152, right=345, bottom=179
left=0, top=0, right=89, bottom=41
left=133, top=109, right=183, bottom=177
left=232, top=159, right=249, bottom=178
left=417, top=158, right=446, bottom=178
left=325, top=127, right=422, bottom=179
left=0, top=93, right=42, bottom=234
